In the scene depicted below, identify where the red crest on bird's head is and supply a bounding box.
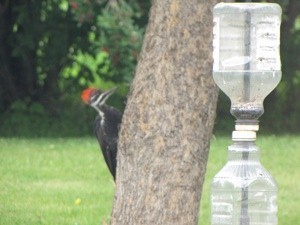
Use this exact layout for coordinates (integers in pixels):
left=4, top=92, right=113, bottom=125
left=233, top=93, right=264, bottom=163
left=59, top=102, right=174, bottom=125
left=81, top=88, right=98, bottom=104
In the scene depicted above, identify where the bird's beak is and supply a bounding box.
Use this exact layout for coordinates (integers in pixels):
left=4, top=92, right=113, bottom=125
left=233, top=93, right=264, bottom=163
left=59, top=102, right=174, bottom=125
left=103, top=87, right=118, bottom=98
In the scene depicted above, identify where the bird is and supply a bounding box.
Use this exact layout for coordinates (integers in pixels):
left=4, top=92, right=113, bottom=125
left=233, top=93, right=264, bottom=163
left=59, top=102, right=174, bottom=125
left=81, top=87, right=122, bottom=181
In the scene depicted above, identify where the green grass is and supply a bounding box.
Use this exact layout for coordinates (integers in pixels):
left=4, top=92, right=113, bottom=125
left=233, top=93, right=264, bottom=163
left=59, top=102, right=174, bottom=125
left=0, top=138, right=114, bottom=225
left=0, top=136, right=299, bottom=225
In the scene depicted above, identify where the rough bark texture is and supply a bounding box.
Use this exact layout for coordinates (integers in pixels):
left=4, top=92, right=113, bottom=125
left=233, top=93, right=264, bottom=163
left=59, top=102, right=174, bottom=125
left=111, top=0, right=220, bottom=224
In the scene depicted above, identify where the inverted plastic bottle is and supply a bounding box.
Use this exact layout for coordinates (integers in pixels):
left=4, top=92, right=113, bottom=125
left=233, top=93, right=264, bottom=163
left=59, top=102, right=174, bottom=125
left=212, top=3, right=282, bottom=121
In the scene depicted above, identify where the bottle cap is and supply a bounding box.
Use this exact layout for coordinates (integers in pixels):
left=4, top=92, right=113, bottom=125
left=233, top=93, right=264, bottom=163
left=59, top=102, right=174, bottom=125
left=235, top=124, right=259, bottom=131
left=232, top=130, right=256, bottom=141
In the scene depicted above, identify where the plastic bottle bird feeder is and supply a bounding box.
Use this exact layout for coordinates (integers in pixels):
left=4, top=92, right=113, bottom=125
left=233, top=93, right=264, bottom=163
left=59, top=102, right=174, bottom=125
left=211, top=3, right=282, bottom=225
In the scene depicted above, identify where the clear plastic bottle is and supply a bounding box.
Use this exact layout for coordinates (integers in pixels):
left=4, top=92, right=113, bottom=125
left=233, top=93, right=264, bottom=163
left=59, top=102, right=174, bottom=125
left=211, top=131, right=278, bottom=225
left=212, top=3, right=282, bottom=121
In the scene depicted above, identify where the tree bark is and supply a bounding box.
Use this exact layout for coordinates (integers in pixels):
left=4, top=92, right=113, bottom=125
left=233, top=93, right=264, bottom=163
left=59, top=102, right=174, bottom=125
left=111, top=0, right=220, bottom=224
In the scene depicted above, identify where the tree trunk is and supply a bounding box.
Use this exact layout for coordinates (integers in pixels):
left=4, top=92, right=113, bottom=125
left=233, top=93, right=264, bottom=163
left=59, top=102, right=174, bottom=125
left=111, top=0, right=220, bottom=224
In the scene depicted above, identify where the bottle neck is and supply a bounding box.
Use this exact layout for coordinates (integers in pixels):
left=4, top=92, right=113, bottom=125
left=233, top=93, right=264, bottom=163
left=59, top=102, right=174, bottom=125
left=228, top=141, right=260, bottom=161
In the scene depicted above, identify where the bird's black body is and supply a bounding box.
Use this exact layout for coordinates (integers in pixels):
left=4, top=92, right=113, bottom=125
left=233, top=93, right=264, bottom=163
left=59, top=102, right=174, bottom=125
left=93, top=105, right=122, bottom=180
left=81, top=87, right=122, bottom=181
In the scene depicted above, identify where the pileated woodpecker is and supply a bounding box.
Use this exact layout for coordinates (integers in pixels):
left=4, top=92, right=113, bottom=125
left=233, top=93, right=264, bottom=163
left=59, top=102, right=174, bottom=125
left=81, top=87, right=122, bottom=181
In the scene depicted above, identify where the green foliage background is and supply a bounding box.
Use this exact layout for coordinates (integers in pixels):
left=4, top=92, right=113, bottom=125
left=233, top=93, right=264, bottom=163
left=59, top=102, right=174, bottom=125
left=0, top=0, right=299, bottom=137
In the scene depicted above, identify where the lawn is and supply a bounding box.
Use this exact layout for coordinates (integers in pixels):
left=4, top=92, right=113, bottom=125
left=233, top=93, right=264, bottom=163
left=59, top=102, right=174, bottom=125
left=0, top=135, right=299, bottom=225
